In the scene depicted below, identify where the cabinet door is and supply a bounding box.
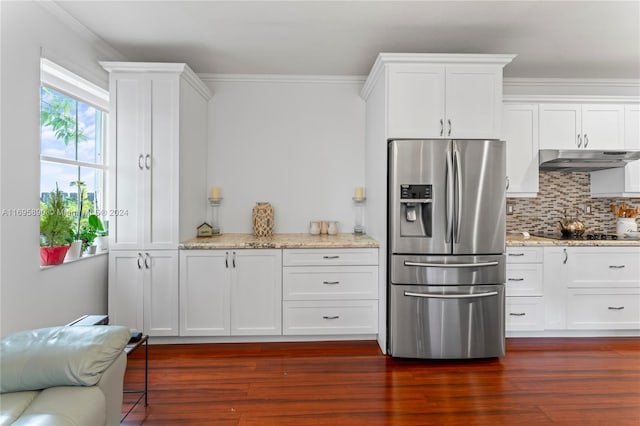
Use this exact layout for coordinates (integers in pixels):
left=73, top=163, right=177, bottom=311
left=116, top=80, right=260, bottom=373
left=108, top=251, right=144, bottom=331
left=543, top=246, right=569, bottom=329
left=581, top=104, right=624, bottom=149
left=110, top=75, right=146, bottom=250
left=179, top=250, right=230, bottom=336
left=231, top=250, right=283, bottom=336
left=445, top=66, right=502, bottom=139
left=146, top=76, right=180, bottom=249
left=539, top=104, right=581, bottom=149
left=144, top=250, right=179, bottom=336
left=624, top=104, right=640, bottom=193
left=502, top=103, right=539, bottom=196
left=387, top=64, right=445, bottom=138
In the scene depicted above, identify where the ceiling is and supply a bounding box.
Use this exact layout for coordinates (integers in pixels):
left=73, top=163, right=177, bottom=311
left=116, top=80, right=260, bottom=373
left=55, top=0, right=640, bottom=79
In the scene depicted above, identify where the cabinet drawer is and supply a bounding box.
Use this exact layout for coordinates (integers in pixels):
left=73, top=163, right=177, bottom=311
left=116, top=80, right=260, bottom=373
left=568, top=249, right=640, bottom=286
left=567, top=288, right=640, bottom=329
left=506, top=264, right=543, bottom=296
left=506, top=247, right=543, bottom=264
left=283, top=300, right=378, bottom=335
left=505, top=297, right=544, bottom=331
left=283, top=266, right=378, bottom=300
left=283, top=248, right=378, bottom=266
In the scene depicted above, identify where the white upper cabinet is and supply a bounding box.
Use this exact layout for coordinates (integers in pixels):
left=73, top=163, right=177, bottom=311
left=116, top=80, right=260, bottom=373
left=591, top=104, right=640, bottom=197
left=502, top=103, right=539, bottom=196
left=362, top=54, right=515, bottom=140
left=101, top=62, right=212, bottom=250
left=539, top=103, right=624, bottom=150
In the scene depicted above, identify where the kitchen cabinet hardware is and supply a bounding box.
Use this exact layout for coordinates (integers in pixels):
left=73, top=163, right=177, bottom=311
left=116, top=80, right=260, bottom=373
left=322, top=315, right=340, bottom=320
left=609, top=265, right=625, bottom=269
left=322, top=281, right=340, bottom=285
left=144, top=253, right=150, bottom=269
left=584, top=134, right=589, bottom=147
left=508, top=278, right=525, bottom=281
left=505, top=177, right=510, bottom=190
left=439, top=119, right=444, bottom=136
left=323, top=255, right=340, bottom=259
left=508, top=252, right=525, bottom=257
left=138, top=154, right=144, bottom=170
left=577, top=134, right=582, bottom=148
left=225, top=252, right=229, bottom=268
left=137, top=253, right=143, bottom=269
left=608, top=306, right=625, bottom=310
left=563, top=248, right=568, bottom=264
left=447, top=119, right=452, bottom=136
left=232, top=251, right=236, bottom=268
left=145, top=154, right=151, bottom=170
left=509, top=312, right=526, bottom=316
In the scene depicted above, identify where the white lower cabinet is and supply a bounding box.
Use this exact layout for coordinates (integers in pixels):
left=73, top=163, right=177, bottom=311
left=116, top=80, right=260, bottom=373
left=505, top=247, right=544, bottom=332
left=179, top=249, right=282, bottom=336
left=108, top=250, right=179, bottom=336
left=282, top=248, right=378, bottom=336
left=567, top=288, right=640, bottom=330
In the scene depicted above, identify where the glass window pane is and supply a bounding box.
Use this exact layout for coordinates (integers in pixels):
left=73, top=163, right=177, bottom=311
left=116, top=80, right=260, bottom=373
left=79, top=167, right=103, bottom=213
left=40, top=161, right=79, bottom=203
left=77, top=103, right=102, bottom=164
left=40, top=87, right=78, bottom=161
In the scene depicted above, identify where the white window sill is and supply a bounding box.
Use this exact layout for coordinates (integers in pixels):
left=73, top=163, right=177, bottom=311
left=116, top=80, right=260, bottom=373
left=40, top=249, right=108, bottom=270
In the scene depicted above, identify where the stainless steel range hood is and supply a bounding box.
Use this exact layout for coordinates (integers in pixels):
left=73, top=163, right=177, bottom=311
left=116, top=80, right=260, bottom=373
left=539, top=149, right=640, bottom=172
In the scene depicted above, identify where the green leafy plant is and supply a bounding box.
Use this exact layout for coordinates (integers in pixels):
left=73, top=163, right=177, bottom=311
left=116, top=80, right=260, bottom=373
left=70, top=180, right=87, bottom=241
left=40, top=87, right=88, bottom=146
left=40, top=184, right=73, bottom=247
left=88, top=214, right=106, bottom=236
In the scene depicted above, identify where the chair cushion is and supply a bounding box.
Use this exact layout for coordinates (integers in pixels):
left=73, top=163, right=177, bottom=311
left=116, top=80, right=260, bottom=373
left=0, top=325, right=130, bottom=393
left=0, top=391, right=40, bottom=426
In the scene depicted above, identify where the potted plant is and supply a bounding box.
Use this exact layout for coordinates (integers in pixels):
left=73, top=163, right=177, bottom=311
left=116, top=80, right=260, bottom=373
left=66, top=180, right=87, bottom=260
left=89, top=214, right=108, bottom=252
left=40, top=184, right=73, bottom=266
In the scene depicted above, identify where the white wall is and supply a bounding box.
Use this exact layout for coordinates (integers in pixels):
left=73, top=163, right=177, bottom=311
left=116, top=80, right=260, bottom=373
left=0, top=1, right=122, bottom=335
left=205, top=76, right=366, bottom=234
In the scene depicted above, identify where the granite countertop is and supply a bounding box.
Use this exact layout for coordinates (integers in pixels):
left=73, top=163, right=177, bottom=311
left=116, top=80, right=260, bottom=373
left=506, top=233, right=640, bottom=247
left=180, top=233, right=380, bottom=249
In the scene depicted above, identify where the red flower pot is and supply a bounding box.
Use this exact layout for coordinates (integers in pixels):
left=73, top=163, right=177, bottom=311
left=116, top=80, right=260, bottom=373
left=40, top=245, right=70, bottom=266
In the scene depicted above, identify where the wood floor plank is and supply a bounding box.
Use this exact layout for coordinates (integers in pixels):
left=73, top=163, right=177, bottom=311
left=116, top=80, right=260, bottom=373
left=122, top=338, right=640, bottom=425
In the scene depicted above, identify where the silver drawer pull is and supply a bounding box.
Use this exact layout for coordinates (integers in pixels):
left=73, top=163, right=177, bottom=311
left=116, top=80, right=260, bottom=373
left=508, top=253, right=525, bottom=257
left=404, top=261, right=498, bottom=268
left=608, top=306, right=625, bottom=310
left=323, top=281, right=340, bottom=285
left=609, top=265, right=625, bottom=269
left=404, top=291, right=498, bottom=300
left=323, top=315, right=340, bottom=320
left=508, top=278, right=525, bottom=282
left=509, top=312, right=526, bottom=316
left=323, top=255, right=340, bottom=259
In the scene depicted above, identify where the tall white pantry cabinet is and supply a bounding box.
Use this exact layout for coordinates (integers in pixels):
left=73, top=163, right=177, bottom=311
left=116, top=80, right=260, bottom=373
left=101, top=62, right=212, bottom=336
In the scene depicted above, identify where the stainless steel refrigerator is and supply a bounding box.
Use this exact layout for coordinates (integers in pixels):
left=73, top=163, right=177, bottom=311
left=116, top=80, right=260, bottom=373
left=388, top=139, right=506, bottom=359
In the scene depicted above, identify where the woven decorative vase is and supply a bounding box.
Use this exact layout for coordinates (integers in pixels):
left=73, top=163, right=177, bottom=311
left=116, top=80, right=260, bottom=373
left=252, top=202, right=274, bottom=237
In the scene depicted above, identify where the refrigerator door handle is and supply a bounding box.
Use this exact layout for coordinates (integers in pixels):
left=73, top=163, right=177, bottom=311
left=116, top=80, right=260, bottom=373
left=404, top=261, right=499, bottom=268
left=453, top=145, right=462, bottom=243
left=445, top=146, right=454, bottom=243
left=404, top=291, right=499, bottom=299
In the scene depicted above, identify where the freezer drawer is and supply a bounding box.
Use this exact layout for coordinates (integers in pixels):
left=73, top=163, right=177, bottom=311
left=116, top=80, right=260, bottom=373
left=389, top=284, right=505, bottom=359
left=391, top=254, right=505, bottom=286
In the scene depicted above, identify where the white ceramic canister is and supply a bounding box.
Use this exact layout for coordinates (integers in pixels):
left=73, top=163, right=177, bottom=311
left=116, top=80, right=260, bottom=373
left=309, top=221, right=320, bottom=235
left=328, top=221, right=338, bottom=235
left=616, top=218, right=638, bottom=234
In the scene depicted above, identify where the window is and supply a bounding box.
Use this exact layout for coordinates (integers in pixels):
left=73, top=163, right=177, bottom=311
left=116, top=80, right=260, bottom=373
left=40, top=59, right=108, bottom=255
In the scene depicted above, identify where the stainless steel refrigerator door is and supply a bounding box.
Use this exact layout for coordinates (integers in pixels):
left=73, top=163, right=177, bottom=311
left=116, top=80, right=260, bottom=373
left=452, top=140, right=506, bottom=255
left=389, top=284, right=505, bottom=359
left=389, top=140, right=452, bottom=255
left=390, top=254, right=505, bottom=286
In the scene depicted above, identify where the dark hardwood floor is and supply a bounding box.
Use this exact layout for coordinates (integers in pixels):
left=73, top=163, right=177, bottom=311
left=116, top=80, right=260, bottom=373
left=122, top=338, right=640, bottom=425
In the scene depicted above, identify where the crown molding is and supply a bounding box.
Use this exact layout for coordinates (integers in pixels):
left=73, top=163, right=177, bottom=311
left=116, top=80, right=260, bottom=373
left=504, top=94, right=640, bottom=103
left=504, top=78, right=640, bottom=89
left=198, top=73, right=366, bottom=85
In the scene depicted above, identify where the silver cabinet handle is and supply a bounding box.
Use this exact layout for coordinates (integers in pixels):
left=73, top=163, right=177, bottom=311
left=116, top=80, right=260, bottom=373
left=137, top=253, right=143, bottom=269
left=508, top=278, right=525, bottom=282
left=509, top=312, right=526, bottom=316
left=508, top=253, right=525, bottom=257
left=144, top=253, right=150, bottom=269
left=225, top=252, right=229, bottom=269
left=506, top=176, right=510, bottom=190
left=447, top=119, right=452, bottom=136
left=440, top=119, right=444, bottom=136
left=404, top=261, right=498, bottom=268
left=584, top=134, right=589, bottom=148
left=232, top=251, right=236, bottom=268
left=563, top=248, right=568, bottom=264
left=608, top=306, right=624, bottom=310
left=145, top=154, right=151, bottom=170
left=405, top=291, right=498, bottom=299
left=323, top=281, right=340, bottom=285
left=323, top=255, right=339, bottom=259
left=138, top=154, right=144, bottom=170
left=577, top=134, right=582, bottom=148
left=322, top=315, right=340, bottom=320
left=609, top=265, right=625, bottom=269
